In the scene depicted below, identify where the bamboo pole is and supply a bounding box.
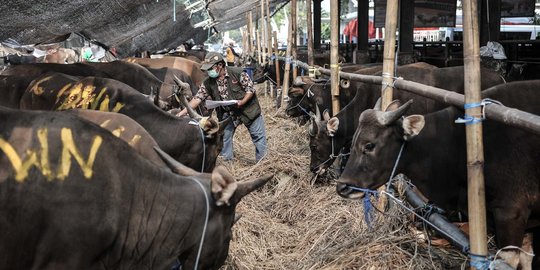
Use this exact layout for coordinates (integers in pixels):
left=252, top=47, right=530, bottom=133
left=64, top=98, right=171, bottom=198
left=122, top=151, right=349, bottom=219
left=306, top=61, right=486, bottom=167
left=462, top=0, right=488, bottom=267
left=330, top=0, right=340, bottom=114
left=266, top=0, right=272, bottom=61
left=257, top=29, right=262, bottom=64
left=273, top=31, right=281, bottom=96
left=266, top=0, right=273, bottom=98
left=380, top=0, right=399, bottom=109
left=281, top=0, right=296, bottom=107
left=291, top=0, right=298, bottom=80
left=260, top=1, right=267, bottom=65
left=248, top=11, right=253, bottom=57
left=306, top=0, right=314, bottom=66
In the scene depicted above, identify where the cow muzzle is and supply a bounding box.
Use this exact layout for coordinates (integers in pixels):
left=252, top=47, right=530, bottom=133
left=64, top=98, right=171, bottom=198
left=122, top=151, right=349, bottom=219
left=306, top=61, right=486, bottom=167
left=336, top=183, right=365, bottom=199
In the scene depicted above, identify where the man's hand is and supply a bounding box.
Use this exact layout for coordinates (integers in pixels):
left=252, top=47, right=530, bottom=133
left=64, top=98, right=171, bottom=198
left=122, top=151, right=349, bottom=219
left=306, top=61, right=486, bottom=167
left=176, top=108, right=188, bottom=117
left=237, top=100, right=245, bottom=107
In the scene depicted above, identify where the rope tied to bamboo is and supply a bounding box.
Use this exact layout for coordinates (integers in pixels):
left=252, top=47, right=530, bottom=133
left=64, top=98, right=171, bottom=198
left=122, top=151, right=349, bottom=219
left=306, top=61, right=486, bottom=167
left=455, top=98, right=503, bottom=125
left=381, top=72, right=403, bottom=89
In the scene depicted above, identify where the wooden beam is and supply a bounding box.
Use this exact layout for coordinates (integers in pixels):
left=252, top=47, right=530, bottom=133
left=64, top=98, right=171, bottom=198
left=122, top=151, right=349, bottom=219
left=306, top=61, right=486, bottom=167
left=380, top=0, right=399, bottom=109
left=281, top=0, right=296, bottom=107
left=306, top=0, right=314, bottom=66
left=313, top=0, right=321, bottom=50
left=463, top=0, right=488, bottom=266
left=330, top=0, right=339, bottom=114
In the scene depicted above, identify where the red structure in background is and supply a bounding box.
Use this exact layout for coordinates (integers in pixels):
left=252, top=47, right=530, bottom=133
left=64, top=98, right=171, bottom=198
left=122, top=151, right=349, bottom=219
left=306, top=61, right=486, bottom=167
left=343, top=19, right=376, bottom=42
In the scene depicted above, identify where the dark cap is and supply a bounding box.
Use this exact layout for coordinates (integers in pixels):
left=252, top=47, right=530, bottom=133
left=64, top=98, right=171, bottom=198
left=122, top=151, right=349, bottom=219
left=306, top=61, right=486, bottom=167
left=201, top=52, right=224, bottom=70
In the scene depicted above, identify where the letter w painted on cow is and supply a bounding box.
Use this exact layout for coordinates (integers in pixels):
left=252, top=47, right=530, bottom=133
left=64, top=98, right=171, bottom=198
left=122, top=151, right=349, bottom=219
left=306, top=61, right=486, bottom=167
left=0, top=128, right=102, bottom=182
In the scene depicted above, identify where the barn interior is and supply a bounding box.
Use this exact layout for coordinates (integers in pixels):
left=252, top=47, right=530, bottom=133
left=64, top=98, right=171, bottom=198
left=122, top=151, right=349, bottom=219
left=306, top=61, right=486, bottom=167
left=2, top=0, right=540, bottom=269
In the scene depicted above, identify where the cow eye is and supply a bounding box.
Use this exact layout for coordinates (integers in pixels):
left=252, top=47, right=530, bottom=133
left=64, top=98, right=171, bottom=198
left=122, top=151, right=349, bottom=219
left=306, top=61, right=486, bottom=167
left=364, top=143, right=375, bottom=152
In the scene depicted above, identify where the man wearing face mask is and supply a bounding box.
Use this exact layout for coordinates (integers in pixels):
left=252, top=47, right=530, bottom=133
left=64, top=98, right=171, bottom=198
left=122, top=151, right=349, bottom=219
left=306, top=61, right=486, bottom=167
left=178, top=52, right=267, bottom=162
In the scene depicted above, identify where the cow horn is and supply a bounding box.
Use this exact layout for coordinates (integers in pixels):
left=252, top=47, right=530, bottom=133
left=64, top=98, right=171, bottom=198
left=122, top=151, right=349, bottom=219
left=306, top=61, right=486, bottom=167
left=173, top=75, right=192, bottom=96
left=293, top=76, right=306, bottom=86
left=154, top=146, right=199, bottom=176
left=219, top=116, right=232, bottom=132
left=234, top=213, right=243, bottom=224
left=374, top=97, right=382, bottom=110
left=315, top=105, right=321, bottom=121
left=309, top=118, right=319, bottom=136
left=231, top=174, right=274, bottom=205
left=179, top=93, right=203, bottom=120
left=377, top=100, right=413, bottom=126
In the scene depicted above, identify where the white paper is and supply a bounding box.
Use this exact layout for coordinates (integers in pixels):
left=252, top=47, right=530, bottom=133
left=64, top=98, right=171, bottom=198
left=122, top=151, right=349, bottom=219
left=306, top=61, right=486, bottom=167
left=205, top=99, right=239, bottom=109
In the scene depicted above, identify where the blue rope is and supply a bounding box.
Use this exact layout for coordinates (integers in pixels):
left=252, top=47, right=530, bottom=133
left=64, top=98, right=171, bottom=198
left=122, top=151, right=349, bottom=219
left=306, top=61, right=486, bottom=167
left=469, top=253, right=491, bottom=270
left=347, top=186, right=379, bottom=229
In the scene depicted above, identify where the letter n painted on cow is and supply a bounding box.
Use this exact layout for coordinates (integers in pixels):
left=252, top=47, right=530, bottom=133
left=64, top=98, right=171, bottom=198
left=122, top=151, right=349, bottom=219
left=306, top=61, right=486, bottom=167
left=57, top=128, right=103, bottom=180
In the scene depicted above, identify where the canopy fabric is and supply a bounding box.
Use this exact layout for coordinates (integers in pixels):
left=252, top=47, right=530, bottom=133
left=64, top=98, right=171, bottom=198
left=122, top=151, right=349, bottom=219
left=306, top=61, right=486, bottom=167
left=2, top=1, right=208, bottom=57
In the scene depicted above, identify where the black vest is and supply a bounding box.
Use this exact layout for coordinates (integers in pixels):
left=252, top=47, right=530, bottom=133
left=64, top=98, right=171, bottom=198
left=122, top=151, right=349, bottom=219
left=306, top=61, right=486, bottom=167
left=204, top=67, right=261, bottom=126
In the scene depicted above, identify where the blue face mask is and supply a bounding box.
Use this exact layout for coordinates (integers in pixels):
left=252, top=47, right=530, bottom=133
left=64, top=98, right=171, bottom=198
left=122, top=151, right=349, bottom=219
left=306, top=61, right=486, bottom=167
left=208, top=69, right=219, bottom=78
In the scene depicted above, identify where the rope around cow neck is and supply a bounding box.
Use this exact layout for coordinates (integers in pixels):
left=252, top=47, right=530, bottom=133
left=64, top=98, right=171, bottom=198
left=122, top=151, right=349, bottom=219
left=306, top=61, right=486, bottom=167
left=185, top=177, right=210, bottom=270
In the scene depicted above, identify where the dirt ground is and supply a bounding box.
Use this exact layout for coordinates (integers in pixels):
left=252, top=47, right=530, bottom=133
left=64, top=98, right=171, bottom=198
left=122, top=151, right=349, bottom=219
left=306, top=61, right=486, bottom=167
left=217, top=85, right=467, bottom=269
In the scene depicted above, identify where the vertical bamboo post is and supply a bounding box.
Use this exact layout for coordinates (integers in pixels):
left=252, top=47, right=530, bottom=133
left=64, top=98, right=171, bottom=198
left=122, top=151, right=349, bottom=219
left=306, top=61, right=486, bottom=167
left=257, top=29, right=262, bottom=64
left=273, top=31, right=281, bottom=89
left=291, top=0, right=298, bottom=80
left=380, top=0, right=399, bottom=109
left=260, top=1, right=267, bottom=65
left=265, top=0, right=273, bottom=98
left=281, top=0, right=296, bottom=107
left=306, top=0, right=314, bottom=66
left=248, top=11, right=253, bottom=57
left=266, top=0, right=272, bottom=60
left=463, top=0, right=488, bottom=267
left=330, top=0, right=340, bottom=114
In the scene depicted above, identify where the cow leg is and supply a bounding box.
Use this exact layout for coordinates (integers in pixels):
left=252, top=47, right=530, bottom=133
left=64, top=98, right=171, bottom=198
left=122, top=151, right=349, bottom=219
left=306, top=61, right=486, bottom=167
left=492, top=207, right=531, bottom=269
left=519, top=233, right=534, bottom=270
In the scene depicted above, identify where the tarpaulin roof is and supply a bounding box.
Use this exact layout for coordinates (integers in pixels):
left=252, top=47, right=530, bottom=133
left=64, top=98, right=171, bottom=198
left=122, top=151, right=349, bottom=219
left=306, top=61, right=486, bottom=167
left=1, top=0, right=288, bottom=57
left=205, top=0, right=289, bottom=32
left=1, top=0, right=208, bottom=57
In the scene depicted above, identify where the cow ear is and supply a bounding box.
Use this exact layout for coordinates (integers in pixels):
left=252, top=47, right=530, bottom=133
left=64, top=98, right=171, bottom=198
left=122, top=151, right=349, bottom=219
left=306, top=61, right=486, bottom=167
left=402, top=115, right=425, bottom=141
left=200, top=116, right=219, bottom=137
left=384, top=100, right=402, bottom=112
left=211, top=166, right=238, bottom=206
left=326, top=117, right=339, bottom=136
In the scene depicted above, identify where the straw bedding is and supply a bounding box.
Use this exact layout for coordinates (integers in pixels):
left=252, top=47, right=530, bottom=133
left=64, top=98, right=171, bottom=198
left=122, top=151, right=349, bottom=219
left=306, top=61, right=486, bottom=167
left=218, top=85, right=468, bottom=269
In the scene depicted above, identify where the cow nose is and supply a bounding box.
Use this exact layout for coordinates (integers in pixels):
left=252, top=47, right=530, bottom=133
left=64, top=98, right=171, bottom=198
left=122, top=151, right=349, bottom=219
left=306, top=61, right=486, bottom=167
left=336, top=182, right=354, bottom=197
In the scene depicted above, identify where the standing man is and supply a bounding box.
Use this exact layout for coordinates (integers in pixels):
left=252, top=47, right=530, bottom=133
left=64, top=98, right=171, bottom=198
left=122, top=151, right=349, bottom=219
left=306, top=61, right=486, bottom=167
left=225, top=42, right=239, bottom=66
left=179, top=52, right=267, bottom=162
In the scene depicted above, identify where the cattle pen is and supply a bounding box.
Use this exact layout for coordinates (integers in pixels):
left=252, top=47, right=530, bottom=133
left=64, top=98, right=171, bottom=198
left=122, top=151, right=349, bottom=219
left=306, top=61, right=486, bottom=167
left=220, top=91, right=469, bottom=269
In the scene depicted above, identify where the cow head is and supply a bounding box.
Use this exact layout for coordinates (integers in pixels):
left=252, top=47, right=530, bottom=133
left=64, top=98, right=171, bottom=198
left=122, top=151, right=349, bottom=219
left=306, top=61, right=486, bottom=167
left=285, top=76, right=327, bottom=118
left=155, top=147, right=273, bottom=269
left=252, top=62, right=271, bottom=84
left=336, top=99, right=424, bottom=199
left=308, top=108, right=341, bottom=174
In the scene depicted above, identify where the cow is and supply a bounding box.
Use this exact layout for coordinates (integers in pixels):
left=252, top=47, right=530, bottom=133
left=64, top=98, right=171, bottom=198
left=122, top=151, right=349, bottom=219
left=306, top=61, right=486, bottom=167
left=43, top=48, right=79, bottom=64
left=0, top=106, right=273, bottom=270
left=125, top=56, right=207, bottom=88
left=0, top=75, right=37, bottom=108
left=286, top=63, right=384, bottom=120
left=336, top=80, right=540, bottom=269
left=308, top=64, right=506, bottom=174
left=20, top=72, right=226, bottom=172
left=1, top=61, right=182, bottom=110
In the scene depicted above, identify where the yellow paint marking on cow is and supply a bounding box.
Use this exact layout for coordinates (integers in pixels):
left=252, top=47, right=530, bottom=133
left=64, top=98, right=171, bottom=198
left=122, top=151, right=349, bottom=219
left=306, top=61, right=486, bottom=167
left=99, top=96, right=110, bottom=112
left=55, top=83, right=73, bottom=104
left=111, top=126, right=125, bottom=137
left=129, top=135, right=141, bottom=146
left=112, top=102, right=124, bottom=112
left=30, top=76, right=53, bottom=95
left=100, top=119, right=112, bottom=128
left=37, top=128, right=54, bottom=181
left=91, top=88, right=107, bottom=110
left=0, top=138, right=40, bottom=182
left=57, top=128, right=103, bottom=180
